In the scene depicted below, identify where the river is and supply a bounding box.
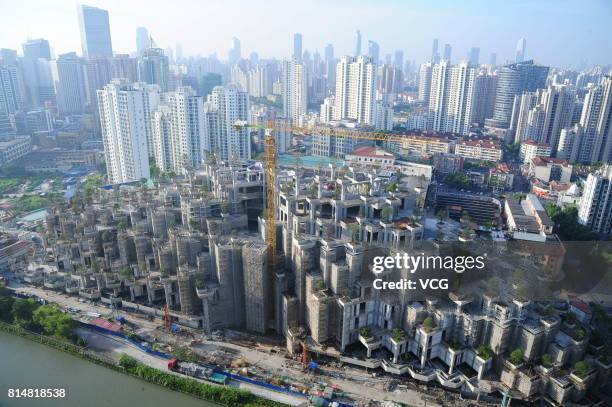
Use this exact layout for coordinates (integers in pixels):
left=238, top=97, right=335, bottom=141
left=0, top=331, right=214, bottom=407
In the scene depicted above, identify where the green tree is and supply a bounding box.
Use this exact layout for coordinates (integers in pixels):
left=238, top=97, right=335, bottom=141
left=12, top=299, right=40, bottom=328
left=510, top=348, right=524, bottom=365
left=541, top=354, right=553, bottom=367
left=573, top=361, right=589, bottom=378
left=0, top=295, right=15, bottom=322
left=477, top=345, right=494, bottom=360
left=423, top=316, right=436, bottom=332
left=32, top=305, right=75, bottom=339
left=381, top=206, right=393, bottom=222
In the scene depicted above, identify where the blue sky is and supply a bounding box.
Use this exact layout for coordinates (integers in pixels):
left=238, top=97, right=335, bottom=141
left=1, top=0, right=611, bottom=67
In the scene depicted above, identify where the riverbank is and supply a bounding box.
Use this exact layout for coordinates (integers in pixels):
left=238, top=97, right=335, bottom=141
left=0, top=321, right=287, bottom=407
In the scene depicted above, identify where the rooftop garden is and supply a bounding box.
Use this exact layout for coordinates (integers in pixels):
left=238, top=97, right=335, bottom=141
left=422, top=316, right=437, bottom=333
left=391, top=328, right=407, bottom=342
left=477, top=345, right=494, bottom=360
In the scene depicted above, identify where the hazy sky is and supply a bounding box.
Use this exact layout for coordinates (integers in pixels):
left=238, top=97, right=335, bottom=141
left=1, top=0, right=611, bottom=67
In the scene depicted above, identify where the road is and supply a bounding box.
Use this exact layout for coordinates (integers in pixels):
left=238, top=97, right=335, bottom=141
left=77, top=328, right=307, bottom=406
left=9, top=283, right=443, bottom=407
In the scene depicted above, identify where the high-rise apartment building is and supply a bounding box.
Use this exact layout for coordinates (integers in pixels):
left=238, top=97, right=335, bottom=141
left=428, top=60, right=476, bottom=135
left=486, top=60, right=549, bottom=130
left=333, top=56, right=377, bottom=125
left=54, top=52, right=88, bottom=115
left=136, top=27, right=149, bottom=56
left=418, top=62, right=434, bottom=104
left=577, top=77, right=612, bottom=164
left=77, top=4, right=113, bottom=58
left=282, top=60, right=307, bottom=122
left=511, top=85, right=576, bottom=152
left=578, top=165, right=612, bottom=235
left=204, top=85, right=250, bottom=162
left=152, top=87, right=205, bottom=173
left=97, top=79, right=161, bottom=183
left=471, top=70, right=497, bottom=125
left=138, top=48, right=170, bottom=92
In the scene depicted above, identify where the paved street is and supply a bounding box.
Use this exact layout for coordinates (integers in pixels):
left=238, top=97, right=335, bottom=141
left=10, top=283, right=446, bottom=407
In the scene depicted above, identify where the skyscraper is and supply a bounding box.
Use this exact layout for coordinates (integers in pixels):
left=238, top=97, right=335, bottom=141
left=431, top=38, right=440, bottom=63
left=21, top=39, right=55, bottom=106
left=443, top=44, right=452, bottom=61
left=515, top=38, right=526, bottom=63
left=85, top=57, right=112, bottom=118
left=367, top=41, right=380, bottom=65
left=136, top=27, right=149, bottom=56
left=228, top=37, right=241, bottom=66
left=511, top=85, right=576, bottom=151
left=379, top=64, right=403, bottom=95
left=471, top=70, right=497, bottom=125
left=138, top=48, right=170, bottom=92
left=282, top=60, right=307, bottom=122
left=293, top=33, right=303, bottom=62
left=355, top=30, right=362, bottom=56
left=203, top=84, right=250, bottom=162
left=418, top=62, right=434, bottom=104
left=22, top=39, right=51, bottom=60
left=486, top=60, right=549, bottom=129
left=0, top=65, right=25, bottom=115
left=578, top=165, right=612, bottom=235
left=428, top=60, right=477, bottom=135
left=97, top=79, right=161, bottom=183
left=468, top=47, right=480, bottom=66
left=393, top=50, right=404, bottom=69
left=333, top=56, right=377, bottom=125
left=578, top=77, right=612, bottom=163
left=111, top=54, right=139, bottom=82
left=489, top=53, right=497, bottom=66
left=77, top=4, right=113, bottom=58
left=152, top=86, right=205, bottom=173
left=54, top=52, right=88, bottom=115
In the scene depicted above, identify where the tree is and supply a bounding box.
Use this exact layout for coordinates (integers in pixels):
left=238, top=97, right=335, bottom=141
left=0, top=295, right=15, bottom=322
left=32, top=305, right=75, bottom=339
left=381, top=206, right=393, bottom=222
left=120, top=266, right=132, bottom=278
left=436, top=208, right=449, bottom=222
left=510, top=348, right=524, bottom=365
left=574, top=361, right=589, bottom=378
left=477, top=345, right=494, bottom=360
left=541, top=354, right=553, bottom=367
left=348, top=223, right=360, bottom=243
left=12, top=299, right=40, bottom=328
left=423, top=316, right=436, bottom=332
left=565, top=311, right=577, bottom=325
left=220, top=202, right=231, bottom=214
left=386, top=182, right=399, bottom=193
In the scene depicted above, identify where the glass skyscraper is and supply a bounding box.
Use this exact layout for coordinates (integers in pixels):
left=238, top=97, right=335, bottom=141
left=77, top=5, right=113, bottom=58
left=486, top=60, right=549, bottom=129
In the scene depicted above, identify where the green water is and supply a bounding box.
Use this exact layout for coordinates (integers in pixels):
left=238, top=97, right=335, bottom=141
left=0, top=331, right=212, bottom=407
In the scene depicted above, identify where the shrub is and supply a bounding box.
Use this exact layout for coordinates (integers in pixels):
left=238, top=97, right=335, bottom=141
left=477, top=345, right=494, bottom=360
left=509, top=348, right=524, bottom=365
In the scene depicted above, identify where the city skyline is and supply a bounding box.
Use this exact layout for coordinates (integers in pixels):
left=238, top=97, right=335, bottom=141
left=1, top=0, right=611, bottom=67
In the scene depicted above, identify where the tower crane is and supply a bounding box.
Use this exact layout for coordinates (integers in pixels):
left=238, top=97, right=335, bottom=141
left=234, top=120, right=413, bottom=268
